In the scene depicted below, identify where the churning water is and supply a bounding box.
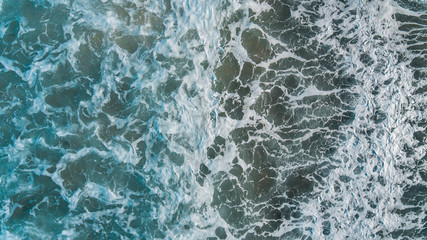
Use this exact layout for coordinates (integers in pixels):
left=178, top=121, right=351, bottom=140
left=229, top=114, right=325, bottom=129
left=0, top=0, right=426, bottom=239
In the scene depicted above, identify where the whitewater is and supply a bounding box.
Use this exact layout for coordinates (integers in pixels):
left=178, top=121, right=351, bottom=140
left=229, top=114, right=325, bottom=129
left=0, top=0, right=425, bottom=239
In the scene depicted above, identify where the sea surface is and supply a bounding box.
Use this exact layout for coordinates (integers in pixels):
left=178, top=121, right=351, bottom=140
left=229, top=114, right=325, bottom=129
left=0, top=0, right=426, bottom=239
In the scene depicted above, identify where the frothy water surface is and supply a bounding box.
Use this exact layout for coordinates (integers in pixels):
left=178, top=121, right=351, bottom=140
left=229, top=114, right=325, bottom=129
left=0, top=0, right=426, bottom=239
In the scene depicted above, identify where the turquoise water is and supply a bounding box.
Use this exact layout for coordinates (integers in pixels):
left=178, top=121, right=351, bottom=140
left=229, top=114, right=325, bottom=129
left=0, top=0, right=426, bottom=239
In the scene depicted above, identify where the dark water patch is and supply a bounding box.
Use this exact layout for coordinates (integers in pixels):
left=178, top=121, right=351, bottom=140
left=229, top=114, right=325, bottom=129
left=102, top=91, right=131, bottom=118
left=241, top=28, right=274, bottom=63
left=250, top=0, right=291, bottom=31
left=45, top=85, right=91, bottom=108
left=215, top=226, right=227, bottom=239
left=75, top=44, right=102, bottom=79
left=3, top=20, right=20, bottom=43
left=41, top=61, right=77, bottom=87
left=214, top=53, right=240, bottom=92
left=239, top=62, right=265, bottom=85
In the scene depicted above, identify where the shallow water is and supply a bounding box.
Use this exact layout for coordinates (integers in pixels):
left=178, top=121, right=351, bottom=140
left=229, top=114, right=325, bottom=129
left=0, top=0, right=426, bottom=239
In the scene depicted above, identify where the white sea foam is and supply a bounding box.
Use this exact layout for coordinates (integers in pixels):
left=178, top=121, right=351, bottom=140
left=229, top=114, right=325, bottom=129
left=0, top=0, right=425, bottom=238
left=297, top=0, right=427, bottom=238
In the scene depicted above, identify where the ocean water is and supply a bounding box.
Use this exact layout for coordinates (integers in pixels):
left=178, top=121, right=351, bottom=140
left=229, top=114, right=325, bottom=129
left=0, top=0, right=426, bottom=239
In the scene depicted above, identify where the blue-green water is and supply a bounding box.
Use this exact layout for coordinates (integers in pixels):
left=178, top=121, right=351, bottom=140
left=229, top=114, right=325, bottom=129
left=0, top=0, right=426, bottom=239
